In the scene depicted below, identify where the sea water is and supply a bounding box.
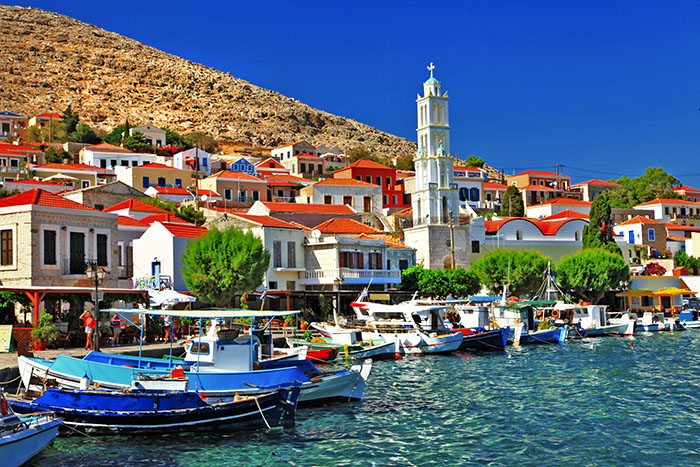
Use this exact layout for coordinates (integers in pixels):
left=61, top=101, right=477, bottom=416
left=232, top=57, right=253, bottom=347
left=32, top=331, right=700, bottom=466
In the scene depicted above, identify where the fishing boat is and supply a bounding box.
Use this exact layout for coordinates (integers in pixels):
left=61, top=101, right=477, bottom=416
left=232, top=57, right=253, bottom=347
left=8, top=384, right=300, bottom=435
left=0, top=391, right=60, bottom=467
left=453, top=328, right=510, bottom=351
left=491, top=302, right=567, bottom=345
left=287, top=333, right=397, bottom=361
left=678, top=309, right=700, bottom=329
left=18, top=308, right=371, bottom=406
left=536, top=302, right=635, bottom=338
left=634, top=311, right=682, bottom=332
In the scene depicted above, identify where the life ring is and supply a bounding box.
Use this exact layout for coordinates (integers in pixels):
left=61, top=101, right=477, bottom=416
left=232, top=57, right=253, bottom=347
left=0, top=398, right=9, bottom=416
left=566, top=309, right=575, bottom=320
left=551, top=309, right=561, bottom=319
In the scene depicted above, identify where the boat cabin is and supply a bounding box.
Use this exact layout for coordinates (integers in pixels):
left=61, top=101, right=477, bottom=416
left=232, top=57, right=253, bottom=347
left=184, top=328, right=261, bottom=372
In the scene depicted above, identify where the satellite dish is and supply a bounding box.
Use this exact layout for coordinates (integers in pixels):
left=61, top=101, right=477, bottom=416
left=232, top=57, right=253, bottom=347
left=311, top=229, right=321, bottom=239
left=201, top=194, right=208, bottom=202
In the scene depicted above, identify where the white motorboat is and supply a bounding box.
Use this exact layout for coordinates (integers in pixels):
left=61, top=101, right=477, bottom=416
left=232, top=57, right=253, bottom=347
left=539, top=302, right=635, bottom=337
left=0, top=391, right=60, bottom=467
left=313, top=300, right=463, bottom=355
left=634, top=311, right=681, bottom=332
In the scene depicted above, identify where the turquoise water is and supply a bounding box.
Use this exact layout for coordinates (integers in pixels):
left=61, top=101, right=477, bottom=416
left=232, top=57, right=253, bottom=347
left=32, top=331, right=700, bottom=466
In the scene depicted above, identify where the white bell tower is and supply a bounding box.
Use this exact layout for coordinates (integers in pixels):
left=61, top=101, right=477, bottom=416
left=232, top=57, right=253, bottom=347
left=412, top=62, right=458, bottom=226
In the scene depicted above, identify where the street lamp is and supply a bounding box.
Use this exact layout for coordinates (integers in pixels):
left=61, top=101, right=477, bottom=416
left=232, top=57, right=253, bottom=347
left=86, top=265, right=106, bottom=351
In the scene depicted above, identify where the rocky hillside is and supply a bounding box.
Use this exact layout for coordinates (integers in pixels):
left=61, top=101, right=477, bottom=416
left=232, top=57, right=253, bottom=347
left=0, top=5, right=416, bottom=156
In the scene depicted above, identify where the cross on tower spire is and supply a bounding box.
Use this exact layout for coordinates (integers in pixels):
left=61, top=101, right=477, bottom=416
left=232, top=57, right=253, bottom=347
left=427, top=62, right=436, bottom=77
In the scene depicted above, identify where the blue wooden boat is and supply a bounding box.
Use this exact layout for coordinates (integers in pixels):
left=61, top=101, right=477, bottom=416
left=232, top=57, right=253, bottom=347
left=8, top=384, right=300, bottom=435
left=517, top=327, right=567, bottom=345
left=453, top=327, right=509, bottom=351
left=0, top=391, right=60, bottom=466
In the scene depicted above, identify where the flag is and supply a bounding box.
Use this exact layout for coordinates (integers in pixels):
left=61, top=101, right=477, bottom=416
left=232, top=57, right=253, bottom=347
left=261, top=286, right=268, bottom=301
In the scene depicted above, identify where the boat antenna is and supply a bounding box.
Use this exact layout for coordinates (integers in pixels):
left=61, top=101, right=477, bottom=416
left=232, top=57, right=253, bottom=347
left=501, top=257, right=511, bottom=305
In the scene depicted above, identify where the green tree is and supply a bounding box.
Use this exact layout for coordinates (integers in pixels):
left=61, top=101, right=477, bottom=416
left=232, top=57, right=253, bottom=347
left=140, top=197, right=203, bottom=225
left=186, top=131, right=219, bottom=154
left=582, top=191, right=621, bottom=255
left=609, top=167, right=682, bottom=208
left=674, top=250, right=699, bottom=274
left=122, top=131, right=154, bottom=153
left=182, top=227, right=270, bottom=306
left=463, top=155, right=485, bottom=168
left=347, top=146, right=388, bottom=166
left=73, top=123, right=101, bottom=144
left=556, top=248, right=630, bottom=304
left=164, top=128, right=192, bottom=149
left=103, top=124, right=127, bottom=146
left=499, top=185, right=524, bottom=217
left=62, top=105, right=80, bottom=135
left=415, top=268, right=480, bottom=298
left=471, top=249, right=549, bottom=297
left=394, top=154, right=415, bottom=171
left=400, top=264, right=425, bottom=291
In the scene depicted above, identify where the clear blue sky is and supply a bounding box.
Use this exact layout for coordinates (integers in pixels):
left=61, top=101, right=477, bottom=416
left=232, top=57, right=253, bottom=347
left=14, top=0, right=700, bottom=184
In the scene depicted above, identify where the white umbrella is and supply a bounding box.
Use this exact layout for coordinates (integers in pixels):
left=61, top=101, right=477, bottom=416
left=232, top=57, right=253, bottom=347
left=149, top=289, right=196, bottom=307
left=43, top=173, right=78, bottom=181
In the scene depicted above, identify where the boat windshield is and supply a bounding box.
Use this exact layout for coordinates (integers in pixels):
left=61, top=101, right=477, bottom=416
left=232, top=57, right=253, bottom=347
left=190, top=343, right=210, bottom=355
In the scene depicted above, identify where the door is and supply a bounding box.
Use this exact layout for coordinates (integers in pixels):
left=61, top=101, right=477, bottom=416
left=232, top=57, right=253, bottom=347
left=628, top=231, right=635, bottom=244
left=364, top=196, right=372, bottom=212
left=69, top=232, right=85, bottom=274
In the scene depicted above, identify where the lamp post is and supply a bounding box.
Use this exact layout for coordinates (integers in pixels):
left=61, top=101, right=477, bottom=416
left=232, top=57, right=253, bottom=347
left=86, top=265, right=106, bottom=351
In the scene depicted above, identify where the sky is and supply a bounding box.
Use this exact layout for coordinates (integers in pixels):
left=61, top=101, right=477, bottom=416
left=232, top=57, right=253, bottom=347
left=13, top=1, right=700, bottom=184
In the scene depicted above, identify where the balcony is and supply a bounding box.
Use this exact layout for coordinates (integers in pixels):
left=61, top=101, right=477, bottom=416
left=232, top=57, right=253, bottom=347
left=300, top=268, right=401, bottom=286
left=133, top=275, right=173, bottom=290
left=63, top=258, right=98, bottom=276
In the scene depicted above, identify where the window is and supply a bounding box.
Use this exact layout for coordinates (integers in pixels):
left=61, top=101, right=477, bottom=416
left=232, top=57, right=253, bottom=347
left=82, top=181, right=89, bottom=188
left=366, top=176, right=371, bottom=183
left=132, top=160, right=138, bottom=167
left=175, top=179, right=182, bottom=188
left=111, top=160, right=117, bottom=167
left=94, top=204, right=104, bottom=210
left=238, top=191, right=247, bottom=202
left=356, top=176, right=362, bottom=181
left=384, top=195, right=389, bottom=205
left=43, top=230, right=56, bottom=265
left=399, top=259, right=409, bottom=270
left=224, top=189, right=232, bottom=200
left=273, top=241, right=282, bottom=268
left=269, top=281, right=278, bottom=290
left=253, top=191, right=259, bottom=201
left=471, top=240, right=480, bottom=253
left=0, top=229, right=12, bottom=266
left=300, top=163, right=306, bottom=173
left=100, top=160, right=107, bottom=169
left=648, top=229, right=655, bottom=241
left=343, top=196, right=352, bottom=206
left=97, top=234, right=108, bottom=267
left=324, top=195, right=332, bottom=204
left=515, top=230, right=522, bottom=241
left=277, top=190, right=284, bottom=198
left=575, top=231, right=579, bottom=241
left=118, top=244, right=123, bottom=267
left=317, top=164, right=322, bottom=173
left=121, top=160, right=129, bottom=167
left=392, top=195, right=397, bottom=205
left=157, top=177, right=166, bottom=187
left=9, top=159, right=18, bottom=168
left=470, top=188, right=480, bottom=202
left=286, top=281, right=296, bottom=290
left=143, top=177, right=150, bottom=188
left=202, top=158, right=208, bottom=167
left=386, top=178, right=392, bottom=188
left=190, top=342, right=210, bottom=354
left=287, top=242, right=296, bottom=268
left=376, top=176, right=381, bottom=186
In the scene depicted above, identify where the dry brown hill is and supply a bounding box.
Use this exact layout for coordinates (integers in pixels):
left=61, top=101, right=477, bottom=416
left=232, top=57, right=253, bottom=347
left=0, top=5, right=416, bottom=156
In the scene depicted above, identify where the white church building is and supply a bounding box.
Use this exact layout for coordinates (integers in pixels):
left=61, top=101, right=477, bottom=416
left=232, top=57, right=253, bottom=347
left=404, top=64, right=470, bottom=269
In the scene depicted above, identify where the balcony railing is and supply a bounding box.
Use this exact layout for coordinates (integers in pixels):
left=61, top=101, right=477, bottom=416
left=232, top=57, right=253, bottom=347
left=133, top=275, right=173, bottom=290
left=63, top=258, right=98, bottom=276
left=302, top=268, right=401, bottom=282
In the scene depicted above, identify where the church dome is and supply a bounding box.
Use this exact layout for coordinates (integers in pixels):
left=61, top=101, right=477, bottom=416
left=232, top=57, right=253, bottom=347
left=424, top=76, right=440, bottom=85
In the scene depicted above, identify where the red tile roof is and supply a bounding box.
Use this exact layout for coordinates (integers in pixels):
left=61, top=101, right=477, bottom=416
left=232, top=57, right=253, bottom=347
left=141, top=213, right=191, bottom=225
left=520, top=184, right=557, bottom=191
left=511, top=170, right=568, bottom=178
left=207, top=170, right=264, bottom=181
left=148, top=186, right=220, bottom=197
left=353, top=233, right=409, bottom=248
left=0, top=188, right=97, bottom=211
left=665, top=223, right=700, bottom=232
left=483, top=182, right=508, bottom=190
left=541, top=209, right=589, bottom=220
left=484, top=216, right=588, bottom=236
left=334, top=159, right=392, bottom=172
left=530, top=198, right=592, bottom=207
left=84, top=142, right=130, bottom=152
left=293, top=152, right=319, bottom=158
left=264, top=174, right=309, bottom=184
left=313, top=178, right=376, bottom=187
left=453, top=166, right=484, bottom=171
left=674, top=185, right=700, bottom=193
left=104, top=198, right=169, bottom=213
left=667, top=235, right=688, bottom=242
left=160, top=222, right=208, bottom=238
left=232, top=213, right=302, bottom=229
left=254, top=158, right=286, bottom=169
left=314, top=218, right=380, bottom=234
left=36, top=113, right=62, bottom=119
left=0, top=142, right=40, bottom=152
left=635, top=198, right=700, bottom=207
left=392, top=207, right=413, bottom=216
left=616, top=215, right=664, bottom=227
left=35, top=163, right=114, bottom=174
left=117, top=216, right=149, bottom=227
left=260, top=202, right=355, bottom=214
left=572, top=179, right=622, bottom=187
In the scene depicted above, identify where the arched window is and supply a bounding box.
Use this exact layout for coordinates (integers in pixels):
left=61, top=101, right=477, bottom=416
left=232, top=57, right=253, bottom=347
left=516, top=230, right=522, bottom=240
left=459, top=187, right=468, bottom=201
left=470, top=187, right=480, bottom=202
left=575, top=231, right=579, bottom=241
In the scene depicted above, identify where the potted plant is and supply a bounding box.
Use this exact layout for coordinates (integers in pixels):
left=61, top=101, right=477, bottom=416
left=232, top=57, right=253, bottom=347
left=283, top=314, right=295, bottom=328
left=31, top=311, right=58, bottom=351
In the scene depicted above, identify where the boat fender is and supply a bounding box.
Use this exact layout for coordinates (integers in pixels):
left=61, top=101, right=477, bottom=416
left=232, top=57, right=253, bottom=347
left=0, top=397, right=9, bottom=416
left=551, top=310, right=561, bottom=319
left=80, top=374, right=91, bottom=390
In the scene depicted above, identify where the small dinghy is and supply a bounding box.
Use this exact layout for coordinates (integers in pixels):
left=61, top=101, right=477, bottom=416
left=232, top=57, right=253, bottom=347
left=0, top=391, right=60, bottom=466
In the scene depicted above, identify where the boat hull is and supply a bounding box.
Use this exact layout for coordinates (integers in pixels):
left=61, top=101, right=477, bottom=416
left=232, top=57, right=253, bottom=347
left=0, top=414, right=60, bottom=466
left=9, top=387, right=299, bottom=434
left=454, top=328, right=509, bottom=351
left=579, top=322, right=634, bottom=337
left=508, top=327, right=566, bottom=345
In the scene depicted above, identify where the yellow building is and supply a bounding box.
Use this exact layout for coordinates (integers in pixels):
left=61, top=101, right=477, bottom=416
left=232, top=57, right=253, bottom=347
left=115, top=163, right=193, bottom=192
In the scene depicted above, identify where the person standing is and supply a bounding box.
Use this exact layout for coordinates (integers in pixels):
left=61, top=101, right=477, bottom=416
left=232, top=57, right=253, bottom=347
left=80, top=310, right=95, bottom=350
left=111, top=313, right=122, bottom=347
